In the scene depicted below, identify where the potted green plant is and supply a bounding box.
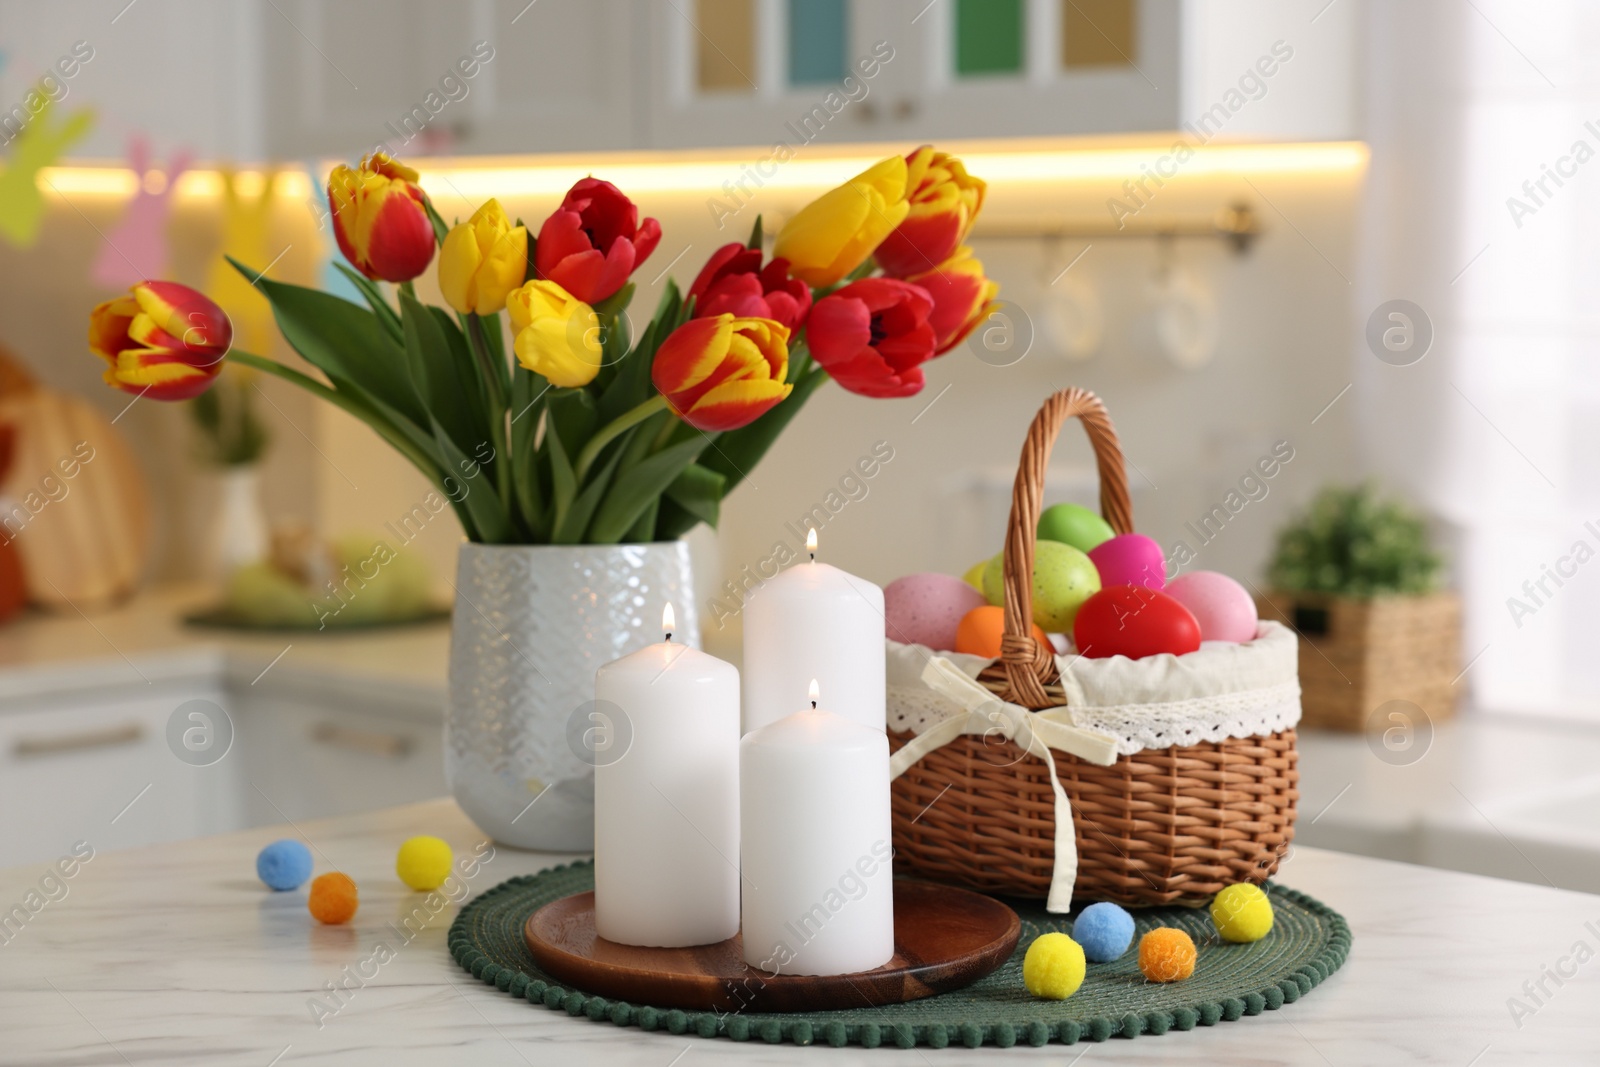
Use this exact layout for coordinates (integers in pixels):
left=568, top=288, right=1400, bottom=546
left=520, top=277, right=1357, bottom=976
left=1259, top=484, right=1459, bottom=731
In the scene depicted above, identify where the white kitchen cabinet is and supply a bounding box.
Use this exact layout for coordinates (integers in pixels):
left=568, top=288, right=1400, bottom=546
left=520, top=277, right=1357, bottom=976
left=0, top=681, right=236, bottom=867
left=260, top=0, right=640, bottom=160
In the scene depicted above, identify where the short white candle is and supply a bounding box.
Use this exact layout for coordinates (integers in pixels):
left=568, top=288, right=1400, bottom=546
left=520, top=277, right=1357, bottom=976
left=740, top=680, right=895, bottom=976
left=743, top=529, right=886, bottom=733
left=594, top=603, right=741, bottom=947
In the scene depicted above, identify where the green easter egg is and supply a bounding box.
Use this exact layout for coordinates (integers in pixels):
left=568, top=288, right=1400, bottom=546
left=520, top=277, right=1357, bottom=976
left=962, top=559, right=987, bottom=591
left=1038, top=503, right=1115, bottom=554
left=981, top=542, right=1101, bottom=632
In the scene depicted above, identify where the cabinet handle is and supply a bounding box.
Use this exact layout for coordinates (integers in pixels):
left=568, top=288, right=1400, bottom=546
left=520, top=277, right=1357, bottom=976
left=13, top=722, right=145, bottom=758
left=310, top=723, right=413, bottom=759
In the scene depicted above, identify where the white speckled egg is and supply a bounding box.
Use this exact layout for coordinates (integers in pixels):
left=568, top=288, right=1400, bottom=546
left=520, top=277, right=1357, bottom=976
left=884, top=573, right=987, bottom=651
left=1165, top=571, right=1258, bottom=643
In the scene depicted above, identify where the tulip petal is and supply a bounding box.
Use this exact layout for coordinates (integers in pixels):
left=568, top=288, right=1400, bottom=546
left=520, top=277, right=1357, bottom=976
left=438, top=221, right=485, bottom=314
left=680, top=378, right=792, bottom=432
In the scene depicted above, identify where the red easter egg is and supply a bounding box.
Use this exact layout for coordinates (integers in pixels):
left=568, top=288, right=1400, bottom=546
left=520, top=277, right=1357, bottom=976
left=1072, top=585, right=1202, bottom=660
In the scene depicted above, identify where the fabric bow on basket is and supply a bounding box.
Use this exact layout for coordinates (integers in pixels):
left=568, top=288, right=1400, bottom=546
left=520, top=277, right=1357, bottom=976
left=889, top=656, right=1120, bottom=911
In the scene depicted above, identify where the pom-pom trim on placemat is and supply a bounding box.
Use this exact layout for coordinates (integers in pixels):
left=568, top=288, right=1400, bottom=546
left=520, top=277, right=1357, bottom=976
left=447, top=861, right=1351, bottom=1049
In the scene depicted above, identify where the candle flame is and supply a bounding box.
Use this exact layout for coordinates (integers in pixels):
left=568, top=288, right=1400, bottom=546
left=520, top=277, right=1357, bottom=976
left=806, top=527, right=817, bottom=557
left=662, top=602, right=675, bottom=638
left=808, top=678, right=819, bottom=708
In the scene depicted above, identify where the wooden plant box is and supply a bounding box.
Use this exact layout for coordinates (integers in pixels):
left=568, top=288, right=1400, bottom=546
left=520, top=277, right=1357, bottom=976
left=1254, top=590, right=1462, bottom=732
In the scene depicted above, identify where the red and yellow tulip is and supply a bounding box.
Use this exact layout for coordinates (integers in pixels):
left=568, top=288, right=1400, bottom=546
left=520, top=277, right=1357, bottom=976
left=773, top=155, right=910, bottom=288
left=327, top=153, right=435, bottom=283
left=686, top=243, right=811, bottom=332
left=438, top=198, right=529, bottom=315
left=873, top=147, right=986, bottom=278
left=89, top=281, right=232, bottom=400
left=652, top=315, right=792, bottom=432
left=902, top=246, right=999, bottom=354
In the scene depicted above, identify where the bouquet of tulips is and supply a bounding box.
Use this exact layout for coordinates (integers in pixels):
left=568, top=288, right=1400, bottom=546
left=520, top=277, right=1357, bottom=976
left=86, top=149, right=996, bottom=544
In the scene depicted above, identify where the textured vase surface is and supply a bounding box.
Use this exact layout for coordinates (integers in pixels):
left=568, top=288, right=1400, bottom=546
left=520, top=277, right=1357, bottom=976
left=446, top=541, right=699, bottom=851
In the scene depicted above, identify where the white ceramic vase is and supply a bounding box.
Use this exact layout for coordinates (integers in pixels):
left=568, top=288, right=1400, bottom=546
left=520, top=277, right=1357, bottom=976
left=212, top=465, right=269, bottom=576
left=444, top=541, right=699, bottom=851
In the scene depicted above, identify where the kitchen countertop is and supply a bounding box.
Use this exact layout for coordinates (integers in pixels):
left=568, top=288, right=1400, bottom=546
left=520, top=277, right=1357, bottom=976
left=3, top=798, right=1596, bottom=1066
left=0, top=584, right=450, bottom=711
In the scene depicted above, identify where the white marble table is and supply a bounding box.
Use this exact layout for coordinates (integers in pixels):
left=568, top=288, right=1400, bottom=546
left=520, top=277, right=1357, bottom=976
left=2, top=798, right=1596, bottom=1066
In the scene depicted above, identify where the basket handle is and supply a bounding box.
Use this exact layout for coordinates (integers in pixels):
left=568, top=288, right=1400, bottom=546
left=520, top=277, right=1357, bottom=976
left=998, top=387, right=1134, bottom=710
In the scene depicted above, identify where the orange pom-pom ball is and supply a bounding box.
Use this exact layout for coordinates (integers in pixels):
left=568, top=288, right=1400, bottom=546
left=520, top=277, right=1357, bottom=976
left=1138, top=927, right=1196, bottom=983
left=308, top=872, right=359, bottom=925
left=954, top=604, right=1050, bottom=658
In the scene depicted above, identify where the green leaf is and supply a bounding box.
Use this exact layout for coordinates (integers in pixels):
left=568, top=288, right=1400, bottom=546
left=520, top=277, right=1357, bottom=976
left=232, top=258, right=428, bottom=430
left=597, top=316, right=659, bottom=424
left=587, top=436, right=712, bottom=544
left=423, top=197, right=451, bottom=245
left=554, top=448, right=623, bottom=544
left=747, top=215, right=764, bottom=251
left=623, top=498, right=660, bottom=543
left=510, top=367, right=549, bottom=540
left=333, top=263, right=403, bottom=344
left=700, top=361, right=827, bottom=496
left=398, top=289, right=486, bottom=463
left=664, top=463, right=726, bottom=529
left=653, top=497, right=699, bottom=541
left=430, top=414, right=511, bottom=542
left=546, top=416, right=577, bottom=536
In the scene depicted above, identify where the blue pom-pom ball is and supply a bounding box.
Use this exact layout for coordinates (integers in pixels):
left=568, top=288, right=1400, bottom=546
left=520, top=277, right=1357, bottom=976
left=256, top=839, right=313, bottom=891
left=1073, top=901, right=1135, bottom=962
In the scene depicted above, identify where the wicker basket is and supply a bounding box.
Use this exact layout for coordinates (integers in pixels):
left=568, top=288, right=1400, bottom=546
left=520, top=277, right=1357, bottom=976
left=887, top=387, right=1299, bottom=907
left=1254, top=589, right=1461, bottom=732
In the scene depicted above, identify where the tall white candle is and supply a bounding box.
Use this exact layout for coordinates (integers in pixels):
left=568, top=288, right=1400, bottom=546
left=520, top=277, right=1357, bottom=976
left=740, top=680, right=895, bottom=977
left=594, top=604, right=740, bottom=948
left=743, top=529, right=886, bottom=733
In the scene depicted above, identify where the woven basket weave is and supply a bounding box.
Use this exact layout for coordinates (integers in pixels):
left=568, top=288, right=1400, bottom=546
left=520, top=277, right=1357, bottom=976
left=888, top=387, right=1299, bottom=907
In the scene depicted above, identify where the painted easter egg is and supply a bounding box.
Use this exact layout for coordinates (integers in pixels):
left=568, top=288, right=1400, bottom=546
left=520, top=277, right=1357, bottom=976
left=954, top=604, right=1050, bottom=658
left=885, top=572, right=987, bottom=650
left=962, top=559, right=987, bottom=591
left=1037, top=502, right=1114, bottom=554
left=981, top=541, right=1101, bottom=632
left=1166, top=571, right=1258, bottom=643
left=1088, top=533, right=1167, bottom=591
left=1072, top=585, right=1202, bottom=659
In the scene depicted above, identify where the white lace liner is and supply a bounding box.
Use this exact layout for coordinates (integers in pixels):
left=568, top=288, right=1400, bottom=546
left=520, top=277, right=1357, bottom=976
left=886, top=620, right=1302, bottom=757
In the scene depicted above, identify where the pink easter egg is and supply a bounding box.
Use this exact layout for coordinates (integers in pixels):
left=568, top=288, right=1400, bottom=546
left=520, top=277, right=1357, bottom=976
left=1087, top=534, right=1167, bottom=591
left=884, top=572, right=987, bottom=651
left=1166, top=571, right=1259, bottom=643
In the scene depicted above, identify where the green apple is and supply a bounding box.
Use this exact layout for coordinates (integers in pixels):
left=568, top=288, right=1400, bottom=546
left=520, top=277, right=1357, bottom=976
left=1037, top=502, right=1114, bottom=554
left=981, top=541, right=1101, bottom=632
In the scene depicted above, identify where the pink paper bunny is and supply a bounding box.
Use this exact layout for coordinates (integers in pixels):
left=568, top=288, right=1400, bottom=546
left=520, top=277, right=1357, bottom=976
left=92, top=135, right=190, bottom=287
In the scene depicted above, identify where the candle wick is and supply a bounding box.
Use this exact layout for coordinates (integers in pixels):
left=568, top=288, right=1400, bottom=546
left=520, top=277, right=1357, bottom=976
left=810, top=700, right=817, bottom=710
left=809, top=552, right=815, bottom=562
left=665, top=632, right=673, bottom=643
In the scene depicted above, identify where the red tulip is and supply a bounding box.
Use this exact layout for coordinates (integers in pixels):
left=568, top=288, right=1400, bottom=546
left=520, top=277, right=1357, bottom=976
left=88, top=281, right=232, bottom=400
left=902, top=246, right=1000, bottom=354
left=327, top=153, right=435, bottom=283
left=805, top=278, right=937, bottom=399
left=686, top=243, right=812, bottom=333
left=652, top=315, right=792, bottom=432
left=535, top=178, right=662, bottom=304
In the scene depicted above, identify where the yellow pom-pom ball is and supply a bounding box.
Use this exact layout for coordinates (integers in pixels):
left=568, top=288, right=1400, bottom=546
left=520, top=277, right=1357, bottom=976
left=1022, top=932, right=1086, bottom=1000
left=1138, top=927, right=1196, bottom=983
left=1210, top=882, right=1274, bottom=943
left=961, top=559, right=987, bottom=591
left=308, top=872, right=359, bottom=924
left=396, top=835, right=454, bottom=891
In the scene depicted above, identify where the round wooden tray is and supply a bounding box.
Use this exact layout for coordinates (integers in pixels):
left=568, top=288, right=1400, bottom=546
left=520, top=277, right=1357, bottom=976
left=523, top=881, right=1020, bottom=1013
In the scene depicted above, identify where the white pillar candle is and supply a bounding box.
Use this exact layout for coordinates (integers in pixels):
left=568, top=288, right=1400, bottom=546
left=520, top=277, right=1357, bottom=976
left=743, top=529, right=886, bottom=733
left=740, top=681, right=895, bottom=976
left=594, top=604, right=741, bottom=948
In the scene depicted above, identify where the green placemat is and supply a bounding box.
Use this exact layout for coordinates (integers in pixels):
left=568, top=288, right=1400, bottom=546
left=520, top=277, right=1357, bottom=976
left=448, top=861, right=1351, bottom=1049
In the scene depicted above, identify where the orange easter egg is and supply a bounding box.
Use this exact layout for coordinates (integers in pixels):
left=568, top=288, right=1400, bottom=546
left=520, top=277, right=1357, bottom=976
left=954, top=605, right=1051, bottom=658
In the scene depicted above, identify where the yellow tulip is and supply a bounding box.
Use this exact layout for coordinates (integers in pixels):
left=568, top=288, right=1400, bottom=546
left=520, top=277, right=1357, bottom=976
left=506, top=279, right=602, bottom=388
left=438, top=198, right=529, bottom=315
left=773, top=155, right=910, bottom=287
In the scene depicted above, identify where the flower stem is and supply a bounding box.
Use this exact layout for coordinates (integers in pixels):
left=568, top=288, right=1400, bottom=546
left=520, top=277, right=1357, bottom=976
left=465, top=315, right=512, bottom=509
left=575, top=394, right=670, bottom=482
